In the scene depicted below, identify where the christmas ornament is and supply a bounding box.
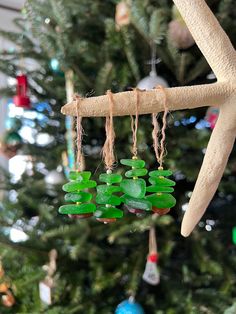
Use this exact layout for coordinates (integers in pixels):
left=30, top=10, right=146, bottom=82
left=13, top=74, right=31, bottom=108
left=205, top=106, right=219, bottom=129
left=115, top=297, right=145, bottom=314
left=142, top=227, right=160, bottom=285
left=0, top=130, right=22, bottom=159
left=115, top=1, right=130, bottom=30
left=39, top=249, right=57, bottom=305
left=59, top=95, right=96, bottom=219
left=95, top=91, right=123, bottom=223
left=168, top=5, right=195, bottom=50
left=137, top=44, right=168, bottom=90
left=137, top=69, right=168, bottom=90
left=2, top=291, right=15, bottom=307
left=147, top=86, right=176, bottom=215
left=0, top=262, right=15, bottom=308
left=45, top=170, right=64, bottom=185
left=61, top=0, right=236, bottom=237
left=120, top=89, right=151, bottom=216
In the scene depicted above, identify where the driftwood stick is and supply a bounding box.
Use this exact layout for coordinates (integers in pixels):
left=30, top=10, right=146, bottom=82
left=61, top=82, right=234, bottom=117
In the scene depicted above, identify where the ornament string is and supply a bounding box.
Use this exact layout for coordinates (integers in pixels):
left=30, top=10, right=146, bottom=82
left=102, top=90, right=115, bottom=170
left=75, top=95, right=83, bottom=171
left=149, top=227, right=157, bottom=256
left=130, top=88, right=140, bottom=157
left=152, top=85, right=168, bottom=168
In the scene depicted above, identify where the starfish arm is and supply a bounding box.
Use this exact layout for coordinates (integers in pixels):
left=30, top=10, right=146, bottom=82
left=61, top=82, right=232, bottom=117
left=173, top=0, right=236, bottom=82
left=181, top=95, right=236, bottom=237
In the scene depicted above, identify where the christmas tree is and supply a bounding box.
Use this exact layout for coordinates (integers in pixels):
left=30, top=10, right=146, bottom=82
left=0, top=0, right=236, bottom=313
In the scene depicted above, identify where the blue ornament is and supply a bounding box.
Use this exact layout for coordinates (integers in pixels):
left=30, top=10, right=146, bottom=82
left=115, top=299, right=145, bottom=314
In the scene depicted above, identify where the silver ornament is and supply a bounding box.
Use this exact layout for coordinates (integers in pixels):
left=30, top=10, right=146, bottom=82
left=45, top=170, right=64, bottom=185
left=137, top=69, right=169, bottom=90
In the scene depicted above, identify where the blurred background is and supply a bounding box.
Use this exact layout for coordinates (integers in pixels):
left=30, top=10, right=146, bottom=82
left=0, top=0, right=235, bottom=313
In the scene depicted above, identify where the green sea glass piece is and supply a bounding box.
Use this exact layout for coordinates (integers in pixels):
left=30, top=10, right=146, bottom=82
left=122, top=195, right=152, bottom=211
left=94, top=206, right=123, bottom=219
left=147, top=193, right=176, bottom=208
left=120, top=159, right=145, bottom=168
left=96, top=185, right=121, bottom=194
left=120, top=178, right=146, bottom=198
left=125, top=169, right=148, bottom=178
left=96, top=194, right=121, bottom=206
left=149, top=169, right=172, bottom=177
left=148, top=177, right=176, bottom=187
left=62, top=180, right=97, bottom=192
left=146, top=186, right=174, bottom=193
left=59, top=203, right=96, bottom=214
left=65, top=191, right=92, bottom=203
left=68, top=171, right=91, bottom=181
left=99, top=173, right=122, bottom=184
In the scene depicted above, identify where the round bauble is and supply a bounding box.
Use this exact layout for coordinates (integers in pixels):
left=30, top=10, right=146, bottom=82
left=115, top=299, right=145, bottom=314
left=168, top=20, right=195, bottom=49
left=45, top=170, right=64, bottom=185
left=137, top=70, right=168, bottom=90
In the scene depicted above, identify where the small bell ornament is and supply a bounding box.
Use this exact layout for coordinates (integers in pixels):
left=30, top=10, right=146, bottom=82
left=13, top=74, right=31, bottom=108
left=142, top=227, right=160, bottom=286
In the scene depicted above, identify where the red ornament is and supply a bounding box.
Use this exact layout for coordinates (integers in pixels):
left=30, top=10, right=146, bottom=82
left=13, top=74, right=31, bottom=108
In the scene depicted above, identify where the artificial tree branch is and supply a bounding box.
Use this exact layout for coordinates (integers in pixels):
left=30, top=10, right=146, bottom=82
left=61, top=0, right=236, bottom=237
left=61, top=82, right=233, bottom=117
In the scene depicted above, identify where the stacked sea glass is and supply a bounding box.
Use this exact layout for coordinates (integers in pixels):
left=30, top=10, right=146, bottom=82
left=146, top=168, right=176, bottom=215
left=94, top=171, right=123, bottom=223
left=120, top=158, right=152, bottom=215
left=59, top=171, right=97, bottom=218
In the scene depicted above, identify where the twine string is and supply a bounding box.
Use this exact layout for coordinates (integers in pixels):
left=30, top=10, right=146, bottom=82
left=130, top=88, right=140, bottom=157
left=102, top=90, right=115, bottom=170
left=149, top=227, right=157, bottom=254
left=152, top=85, right=168, bottom=168
left=75, top=95, right=83, bottom=171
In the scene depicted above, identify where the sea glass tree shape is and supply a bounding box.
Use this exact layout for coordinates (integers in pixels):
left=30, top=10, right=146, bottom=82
left=146, top=169, right=176, bottom=215
left=94, top=171, right=123, bottom=223
left=59, top=171, right=96, bottom=218
left=120, top=158, right=152, bottom=215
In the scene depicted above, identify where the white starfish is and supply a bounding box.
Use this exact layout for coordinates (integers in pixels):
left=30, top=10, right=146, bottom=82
left=61, top=0, right=236, bottom=237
